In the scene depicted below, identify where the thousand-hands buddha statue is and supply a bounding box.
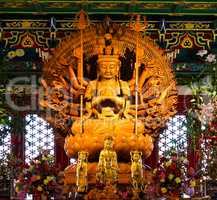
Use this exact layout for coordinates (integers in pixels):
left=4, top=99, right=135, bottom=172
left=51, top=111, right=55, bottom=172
left=67, top=44, right=153, bottom=161
left=41, top=20, right=177, bottom=190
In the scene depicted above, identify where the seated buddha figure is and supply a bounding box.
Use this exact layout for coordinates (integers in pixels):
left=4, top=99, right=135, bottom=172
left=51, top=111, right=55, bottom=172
left=84, top=49, right=130, bottom=119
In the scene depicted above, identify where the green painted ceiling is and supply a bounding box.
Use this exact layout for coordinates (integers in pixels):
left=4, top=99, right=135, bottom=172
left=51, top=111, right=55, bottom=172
left=0, top=0, right=217, bottom=16
left=1, top=0, right=217, bottom=85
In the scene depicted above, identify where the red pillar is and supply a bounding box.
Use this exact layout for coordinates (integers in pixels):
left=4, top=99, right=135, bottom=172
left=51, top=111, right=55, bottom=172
left=54, top=131, right=69, bottom=170
left=145, top=137, right=159, bottom=168
left=11, top=113, right=25, bottom=161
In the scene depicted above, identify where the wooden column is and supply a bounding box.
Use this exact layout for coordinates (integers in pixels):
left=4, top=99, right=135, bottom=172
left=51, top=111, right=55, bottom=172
left=10, top=112, right=25, bottom=161
left=54, top=130, right=69, bottom=170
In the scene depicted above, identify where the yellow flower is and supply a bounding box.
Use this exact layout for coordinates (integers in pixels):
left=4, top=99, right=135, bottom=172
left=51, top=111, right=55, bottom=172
left=15, top=186, right=20, bottom=193
left=175, top=177, right=181, bottom=184
left=153, top=168, right=157, bottom=174
left=165, top=160, right=172, bottom=167
left=7, top=51, right=16, bottom=59
left=44, top=179, right=49, bottom=185
left=160, top=179, right=165, bottom=183
left=42, top=156, right=47, bottom=161
left=47, top=176, right=54, bottom=181
left=190, top=180, right=196, bottom=187
left=168, top=174, right=174, bottom=180
left=36, top=175, right=41, bottom=180
left=15, top=49, right=25, bottom=57
left=37, top=186, right=43, bottom=191
left=161, top=187, right=167, bottom=193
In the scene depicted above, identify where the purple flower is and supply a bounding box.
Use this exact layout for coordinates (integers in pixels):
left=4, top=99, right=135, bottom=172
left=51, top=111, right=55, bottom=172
left=186, top=187, right=195, bottom=196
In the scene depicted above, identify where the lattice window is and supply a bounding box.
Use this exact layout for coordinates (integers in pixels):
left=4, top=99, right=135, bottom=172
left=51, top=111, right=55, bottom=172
left=159, top=115, right=187, bottom=156
left=25, top=114, right=54, bottom=163
left=0, top=125, right=11, bottom=160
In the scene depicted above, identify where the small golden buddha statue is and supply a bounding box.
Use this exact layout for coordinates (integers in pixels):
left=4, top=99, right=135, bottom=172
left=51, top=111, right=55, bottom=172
left=130, top=151, right=143, bottom=191
left=76, top=151, right=89, bottom=193
left=97, top=136, right=118, bottom=186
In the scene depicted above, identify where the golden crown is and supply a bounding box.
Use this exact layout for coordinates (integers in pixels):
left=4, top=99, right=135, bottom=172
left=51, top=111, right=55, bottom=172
left=104, top=135, right=114, bottom=141
left=130, top=151, right=142, bottom=156
left=96, top=34, right=120, bottom=64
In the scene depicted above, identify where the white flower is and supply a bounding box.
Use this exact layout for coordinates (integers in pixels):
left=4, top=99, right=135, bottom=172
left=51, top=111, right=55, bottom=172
left=205, top=54, right=216, bottom=63
left=196, top=50, right=208, bottom=57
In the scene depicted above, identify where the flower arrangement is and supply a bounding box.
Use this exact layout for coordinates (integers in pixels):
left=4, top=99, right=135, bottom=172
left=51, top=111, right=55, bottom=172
left=0, top=153, right=23, bottom=195
left=152, top=149, right=196, bottom=198
left=15, top=150, right=62, bottom=198
left=200, top=98, right=217, bottom=138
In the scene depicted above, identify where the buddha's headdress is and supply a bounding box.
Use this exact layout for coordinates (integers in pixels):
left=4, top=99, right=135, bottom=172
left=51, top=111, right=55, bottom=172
left=130, top=151, right=143, bottom=157
left=78, top=151, right=89, bottom=159
left=104, top=135, right=114, bottom=141
left=96, top=33, right=121, bottom=65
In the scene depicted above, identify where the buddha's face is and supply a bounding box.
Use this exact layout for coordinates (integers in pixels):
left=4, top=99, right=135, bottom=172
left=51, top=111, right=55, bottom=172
left=131, top=152, right=142, bottom=162
left=132, top=153, right=140, bottom=161
left=104, top=138, right=113, bottom=150
left=79, top=152, right=87, bottom=161
left=98, top=61, right=119, bottom=79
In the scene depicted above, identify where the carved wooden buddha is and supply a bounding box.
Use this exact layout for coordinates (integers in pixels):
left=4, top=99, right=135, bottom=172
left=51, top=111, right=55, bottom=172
left=84, top=53, right=130, bottom=119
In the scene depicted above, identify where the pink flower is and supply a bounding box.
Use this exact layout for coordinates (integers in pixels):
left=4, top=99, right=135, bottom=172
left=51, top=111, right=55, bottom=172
left=171, top=156, right=177, bottom=161
left=205, top=54, right=216, bottom=63
left=159, top=172, right=166, bottom=179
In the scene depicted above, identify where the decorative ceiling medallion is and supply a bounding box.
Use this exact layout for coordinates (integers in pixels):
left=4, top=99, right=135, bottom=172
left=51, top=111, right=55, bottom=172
left=184, top=23, right=195, bottom=30
left=21, top=34, right=35, bottom=48
left=21, top=21, right=32, bottom=28
left=180, top=34, right=193, bottom=48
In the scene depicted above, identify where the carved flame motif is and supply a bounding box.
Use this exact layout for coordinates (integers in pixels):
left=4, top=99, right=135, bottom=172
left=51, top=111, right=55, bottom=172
left=40, top=22, right=177, bottom=140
